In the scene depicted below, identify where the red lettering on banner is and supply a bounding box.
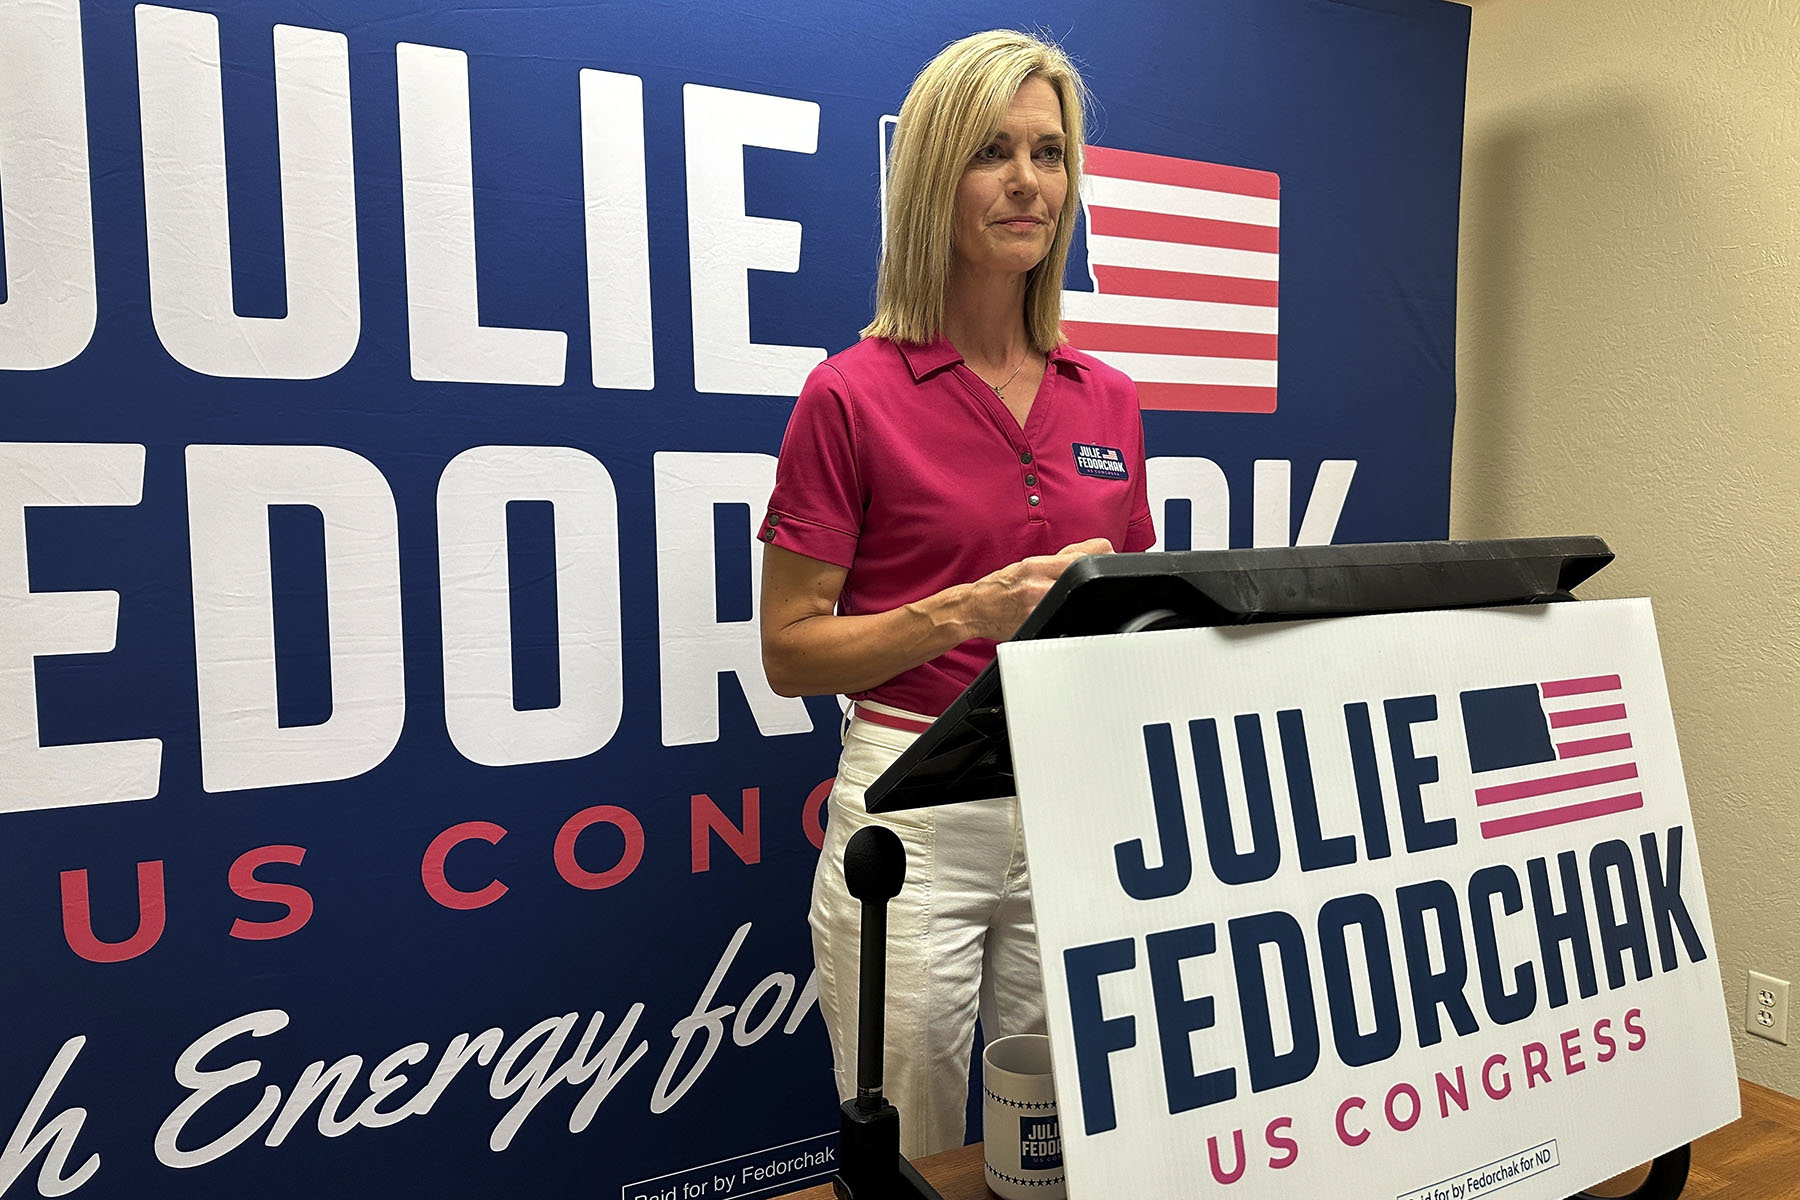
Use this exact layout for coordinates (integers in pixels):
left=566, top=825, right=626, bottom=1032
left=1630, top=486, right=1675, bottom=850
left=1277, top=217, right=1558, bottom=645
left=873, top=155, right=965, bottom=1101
left=1265, top=1116, right=1298, bottom=1168
left=690, top=789, right=760, bottom=872
left=803, top=777, right=832, bottom=850
left=1383, top=1082, right=1420, bottom=1131
left=555, top=805, right=644, bottom=890
left=1482, top=1052, right=1512, bottom=1099
left=423, top=822, right=509, bottom=910
left=1206, top=1127, right=1246, bottom=1184
left=1328, top=1009, right=1647, bottom=1154
left=1594, top=1017, right=1618, bottom=1062
left=228, top=845, right=314, bottom=940
left=61, top=861, right=166, bottom=963
left=1523, top=1040, right=1550, bottom=1088
left=49, top=782, right=822, bottom=957
left=1435, top=1066, right=1469, bottom=1117
left=1334, top=1096, right=1368, bottom=1146
left=1560, top=1026, right=1586, bottom=1075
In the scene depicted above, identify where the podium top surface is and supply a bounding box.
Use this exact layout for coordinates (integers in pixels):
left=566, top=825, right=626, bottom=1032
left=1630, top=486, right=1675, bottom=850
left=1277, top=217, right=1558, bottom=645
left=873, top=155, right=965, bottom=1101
left=864, top=536, right=1613, bottom=812
left=1012, top=535, right=1612, bottom=640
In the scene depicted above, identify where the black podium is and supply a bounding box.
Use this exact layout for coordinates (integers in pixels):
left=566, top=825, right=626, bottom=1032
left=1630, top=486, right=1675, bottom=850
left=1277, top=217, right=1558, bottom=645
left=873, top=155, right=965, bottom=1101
left=867, top=536, right=1611, bottom=813
left=834, top=537, right=1689, bottom=1200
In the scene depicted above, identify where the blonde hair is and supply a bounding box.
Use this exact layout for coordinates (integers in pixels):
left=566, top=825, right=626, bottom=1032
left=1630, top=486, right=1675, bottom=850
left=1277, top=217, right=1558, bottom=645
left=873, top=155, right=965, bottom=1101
left=862, top=30, right=1088, bottom=353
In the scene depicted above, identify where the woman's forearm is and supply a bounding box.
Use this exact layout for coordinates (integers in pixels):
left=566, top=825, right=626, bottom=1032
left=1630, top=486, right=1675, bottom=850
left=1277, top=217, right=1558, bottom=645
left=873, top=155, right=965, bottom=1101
left=758, top=538, right=1112, bottom=699
left=762, top=582, right=982, bottom=698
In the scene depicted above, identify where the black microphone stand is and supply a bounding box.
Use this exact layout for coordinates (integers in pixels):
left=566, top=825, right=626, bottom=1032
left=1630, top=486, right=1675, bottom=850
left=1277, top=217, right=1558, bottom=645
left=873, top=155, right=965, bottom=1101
left=1567, top=1145, right=1689, bottom=1200
left=830, top=825, right=945, bottom=1200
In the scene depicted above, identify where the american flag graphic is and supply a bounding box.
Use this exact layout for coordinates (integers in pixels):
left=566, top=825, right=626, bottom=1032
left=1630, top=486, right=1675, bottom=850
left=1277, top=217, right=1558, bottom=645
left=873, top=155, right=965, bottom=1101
left=1062, top=145, right=1280, bottom=413
left=1459, top=674, right=1641, bottom=840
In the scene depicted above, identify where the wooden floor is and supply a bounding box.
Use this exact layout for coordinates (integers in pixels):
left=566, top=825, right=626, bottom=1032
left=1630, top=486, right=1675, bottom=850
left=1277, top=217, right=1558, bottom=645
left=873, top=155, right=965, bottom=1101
left=1589, top=1078, right=1800, bottom=1199
left=779, top=1078, right=1800, bottom=1199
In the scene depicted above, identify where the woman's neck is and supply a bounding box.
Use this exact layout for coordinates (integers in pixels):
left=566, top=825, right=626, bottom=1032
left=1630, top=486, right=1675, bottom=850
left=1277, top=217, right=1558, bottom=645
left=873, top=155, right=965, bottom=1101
left=942, top=263, right=1032, bottom=370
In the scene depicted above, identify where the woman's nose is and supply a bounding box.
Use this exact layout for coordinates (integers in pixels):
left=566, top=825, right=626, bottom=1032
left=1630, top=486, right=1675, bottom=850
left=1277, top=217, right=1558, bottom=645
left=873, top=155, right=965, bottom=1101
left=1005, top=151, right=1038, bottom=195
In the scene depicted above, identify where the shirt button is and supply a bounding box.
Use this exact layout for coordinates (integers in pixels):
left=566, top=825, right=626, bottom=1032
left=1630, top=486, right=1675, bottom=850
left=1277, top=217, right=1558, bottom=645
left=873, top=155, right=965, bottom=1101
left=1027, top=494, right=1041, bottom=507
left=767, top=513, right=780, bottom=526
left=1019, top=451, right=1033, bottom=465
left=1024, top=473, right=1037, bottom=486
left=759, top=527, right=776, bottom=542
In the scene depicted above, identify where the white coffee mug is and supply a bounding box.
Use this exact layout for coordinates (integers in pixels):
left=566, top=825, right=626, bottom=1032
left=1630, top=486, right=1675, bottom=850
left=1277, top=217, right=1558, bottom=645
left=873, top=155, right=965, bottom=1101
left=982, top=1033, right=1065, bottom=1199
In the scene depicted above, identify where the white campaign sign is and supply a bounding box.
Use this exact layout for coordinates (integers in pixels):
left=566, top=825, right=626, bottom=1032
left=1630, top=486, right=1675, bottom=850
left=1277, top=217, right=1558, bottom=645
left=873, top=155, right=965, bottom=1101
left=998, top=599, right=1737, bottom=1200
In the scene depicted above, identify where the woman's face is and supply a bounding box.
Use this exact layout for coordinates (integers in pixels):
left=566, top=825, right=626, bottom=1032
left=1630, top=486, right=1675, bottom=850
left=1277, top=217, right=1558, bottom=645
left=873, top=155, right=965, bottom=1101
left=950, top=76, right=1068, bottom=283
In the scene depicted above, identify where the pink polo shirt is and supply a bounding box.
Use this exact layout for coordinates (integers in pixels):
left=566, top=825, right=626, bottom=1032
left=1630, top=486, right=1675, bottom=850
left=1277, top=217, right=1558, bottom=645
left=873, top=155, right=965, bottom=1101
left=762, top=335, right=1155, bottom=717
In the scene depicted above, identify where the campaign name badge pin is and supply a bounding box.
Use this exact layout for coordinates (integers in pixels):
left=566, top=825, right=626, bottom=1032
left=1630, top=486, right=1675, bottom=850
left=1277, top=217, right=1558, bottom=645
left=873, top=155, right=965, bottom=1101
left=1072, top=442, right=1128, bottom=480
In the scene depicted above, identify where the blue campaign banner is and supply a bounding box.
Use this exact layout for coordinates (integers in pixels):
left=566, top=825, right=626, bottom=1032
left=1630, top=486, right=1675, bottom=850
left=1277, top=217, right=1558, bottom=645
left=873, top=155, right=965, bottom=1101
left=0, top=0, right=1469, bottom=1196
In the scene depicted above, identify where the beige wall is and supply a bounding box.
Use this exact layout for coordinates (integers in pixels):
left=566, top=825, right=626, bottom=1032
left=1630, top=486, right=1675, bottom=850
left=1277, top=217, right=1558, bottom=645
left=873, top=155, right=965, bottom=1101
left=1455, top=0, right=1799, bottom=1095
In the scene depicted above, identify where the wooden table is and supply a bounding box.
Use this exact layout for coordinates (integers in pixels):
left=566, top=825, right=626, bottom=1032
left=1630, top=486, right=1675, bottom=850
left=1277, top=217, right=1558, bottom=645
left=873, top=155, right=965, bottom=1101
left=774, top=1079, right=1800, bottom=1200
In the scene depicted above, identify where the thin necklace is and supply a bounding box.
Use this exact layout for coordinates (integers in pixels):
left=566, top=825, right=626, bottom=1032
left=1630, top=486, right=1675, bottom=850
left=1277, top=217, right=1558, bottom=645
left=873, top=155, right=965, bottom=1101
left=984, top=351, right=1031, bottom=401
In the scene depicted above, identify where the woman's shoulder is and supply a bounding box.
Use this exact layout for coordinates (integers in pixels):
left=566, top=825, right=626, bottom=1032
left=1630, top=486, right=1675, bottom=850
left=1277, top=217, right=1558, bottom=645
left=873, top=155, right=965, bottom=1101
left=820, top=336, right=910, bottom=377
left=1052, top=342, right=1137, bottom=398
left=800, top=338, right=922, bottom=404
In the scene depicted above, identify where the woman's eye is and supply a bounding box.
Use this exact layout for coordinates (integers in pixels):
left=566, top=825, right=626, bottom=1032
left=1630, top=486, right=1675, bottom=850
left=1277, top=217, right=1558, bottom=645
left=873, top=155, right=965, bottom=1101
left=1038, top=145, right=1064, bottom=164
left=974, top=144, right=1001, bottom=162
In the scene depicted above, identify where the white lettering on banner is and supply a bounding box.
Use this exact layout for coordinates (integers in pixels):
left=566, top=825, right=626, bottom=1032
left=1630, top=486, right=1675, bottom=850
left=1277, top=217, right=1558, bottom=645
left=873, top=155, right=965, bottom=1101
left=110, top=923, right=815, bottom=1174
left=486, top=1008, right=648, bottom=1150
left=345, top=1042, right=430, bottom=1130
left=187, top=445, right=405, bottom=793
left=654, top=452, right=811, bottom=746
left=581, top=69, right=656, bottom=390
left=135, top=8, right=360, bottom=379
left=397, top=42, right=569, bottom=386
left=1254, top=458, right=1357, bottom=547
left=683, top=84, right=825, bottom=395
left=0, top=440, right=1363, bottom=809
left=0, top=1037, right=98, bottom=1198
left=438, top=445, right=625, bottom=766
left=0, top=0, right=97, bottom=372
left=265, top=1056, right=372, bottom=1146
left=4, top=14, right=823, bottom=393
left=650, top=921, right=819, bottom=1113
left=7, top=8, right=833, bottom=391
left=156, top=1009, right=288, bottom=1169
left=0, top=443, right=162, bottom=813
left=1147, top=457, right=1357, bottom=550
left=1147, top=457, right=1231, bottom=551
left=398, top=1030, right=504, bottom=1121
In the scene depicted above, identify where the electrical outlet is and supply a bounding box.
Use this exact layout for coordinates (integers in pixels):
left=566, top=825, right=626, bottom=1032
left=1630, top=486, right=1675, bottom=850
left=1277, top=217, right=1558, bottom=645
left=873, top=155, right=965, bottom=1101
left=1746, top=970, right=1790, bottom=1045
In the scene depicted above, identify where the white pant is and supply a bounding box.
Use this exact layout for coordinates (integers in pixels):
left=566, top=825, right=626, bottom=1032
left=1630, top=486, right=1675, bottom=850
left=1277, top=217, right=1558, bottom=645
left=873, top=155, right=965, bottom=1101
left=809, top=703, right=1046, bottom=1159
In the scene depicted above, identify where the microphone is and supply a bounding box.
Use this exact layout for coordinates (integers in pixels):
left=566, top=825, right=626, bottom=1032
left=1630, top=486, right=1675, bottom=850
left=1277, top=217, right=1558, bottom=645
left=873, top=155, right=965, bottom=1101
left=844, top=824, right=906, bottom=902
left=832, top=824, right=943, bottom=1200
left=844, top=825, right=905, bottom=1108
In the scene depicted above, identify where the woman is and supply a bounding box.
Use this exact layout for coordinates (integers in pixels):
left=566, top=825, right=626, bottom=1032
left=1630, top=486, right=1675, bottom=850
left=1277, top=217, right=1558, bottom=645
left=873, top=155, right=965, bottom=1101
left=759, top=30, right=1155, bottom=1157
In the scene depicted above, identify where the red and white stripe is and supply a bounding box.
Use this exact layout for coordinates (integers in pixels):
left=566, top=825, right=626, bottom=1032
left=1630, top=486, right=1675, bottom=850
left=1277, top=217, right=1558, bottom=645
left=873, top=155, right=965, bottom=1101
left=1476, top=674, right=1641, bottom=840
left=853, top=700, right=933, bottom=734
left=1062, top=146, right=1280, bottom=414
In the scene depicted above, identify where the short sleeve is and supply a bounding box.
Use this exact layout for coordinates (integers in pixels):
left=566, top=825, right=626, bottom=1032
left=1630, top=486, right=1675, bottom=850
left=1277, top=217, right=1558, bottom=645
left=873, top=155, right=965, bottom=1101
left=761, top=362, right=863, bottom=568
left=1122, top=388, right=1157, bottom=553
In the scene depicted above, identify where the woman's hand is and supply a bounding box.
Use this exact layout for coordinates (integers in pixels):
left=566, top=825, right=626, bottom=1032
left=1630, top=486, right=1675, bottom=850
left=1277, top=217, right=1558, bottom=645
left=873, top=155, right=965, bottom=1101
left=759, top=537, right=1114, bottom=698
left=961, top=537, right=1114, bottom=642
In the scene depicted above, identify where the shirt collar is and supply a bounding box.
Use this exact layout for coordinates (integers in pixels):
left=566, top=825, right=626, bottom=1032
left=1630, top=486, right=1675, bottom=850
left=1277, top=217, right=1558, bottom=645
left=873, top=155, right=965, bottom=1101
left=895, top=336, right=962, bottom=380
left=894, top=335, right=1091, bottom=382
